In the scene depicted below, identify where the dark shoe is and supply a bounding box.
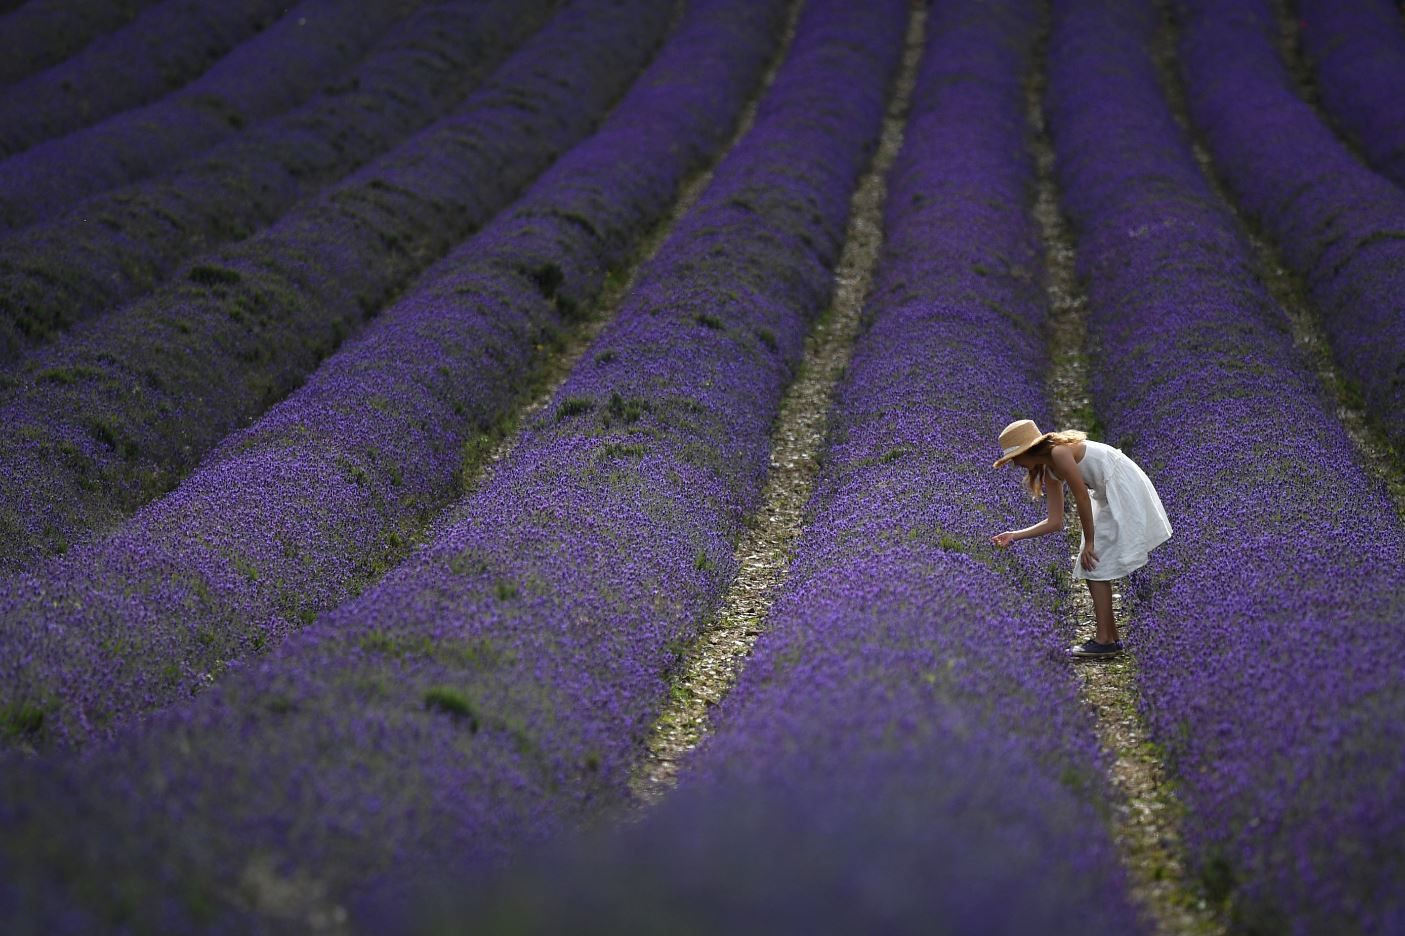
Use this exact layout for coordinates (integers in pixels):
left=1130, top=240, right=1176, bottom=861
left=1068, top=638, right=1122, bottom=660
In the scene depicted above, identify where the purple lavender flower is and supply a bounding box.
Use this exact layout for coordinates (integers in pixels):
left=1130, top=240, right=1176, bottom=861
left=0, top=0, right=552, bottom=363
left=436, top=2, right=1145, bottom=931
left=0, top=0, right=291, bottom=158
left=1298, top=0, right=1405, bottom=189
left=0, top=0, right=674, bottom=575
left=0, top=0, right=424, bottom=234
left=0, top=1, right=904, bottom=929
left=1175, top=0, right=1405, bottom=458
left=0, top=0, right=787, bottom=751
left=1050, top=0, right=1405, bottom=928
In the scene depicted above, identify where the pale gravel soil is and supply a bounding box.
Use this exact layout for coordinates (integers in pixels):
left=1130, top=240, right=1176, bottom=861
left=1029, top=20, right=1229, bottom=936
left=627, top=4, right=927, bottom=810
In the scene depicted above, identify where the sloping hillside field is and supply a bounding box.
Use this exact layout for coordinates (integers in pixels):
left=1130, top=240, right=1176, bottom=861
left=1, top=0, right=1403, bottom=932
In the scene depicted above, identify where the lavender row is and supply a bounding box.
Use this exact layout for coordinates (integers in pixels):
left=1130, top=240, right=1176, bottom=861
left=0, top=1, right=904, bottom=929
left=0, top=0, right=163, bottom=88
left=0, top=0, right=549, bottom=364
left=0, top=0, right=672, bottom=576
left=0, top=0, right=423, bottom=233
left=1049, top=0, right=1405, bottom=929
left=1173, top=0, right=1405, bottom=457
left=0, top=0, right=788, bottom=751
left=1298, top=0, right=1405, bottom=190
left=0, top=0, right=290, bottom=158
left=454, top=1, right=1146, bottom=930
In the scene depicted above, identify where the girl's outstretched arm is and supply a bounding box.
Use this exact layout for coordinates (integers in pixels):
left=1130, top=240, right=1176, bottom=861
left=991, top=476, right=1066, bottom=548
left=1051, top=445, right=1098, bottom=570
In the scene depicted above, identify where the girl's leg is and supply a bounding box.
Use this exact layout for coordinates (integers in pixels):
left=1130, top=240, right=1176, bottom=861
left=1086, top=579, right=1117, bottom=644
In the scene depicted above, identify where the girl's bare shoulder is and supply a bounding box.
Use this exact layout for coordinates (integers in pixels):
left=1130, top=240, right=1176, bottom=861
left=1048, top=441, right=1085, bottom=481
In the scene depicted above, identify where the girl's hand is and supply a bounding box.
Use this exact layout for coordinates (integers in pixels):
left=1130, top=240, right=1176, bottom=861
left=991, top=531, right=1016, bottom=549
left=1080, top=543, right=1099, bottom=570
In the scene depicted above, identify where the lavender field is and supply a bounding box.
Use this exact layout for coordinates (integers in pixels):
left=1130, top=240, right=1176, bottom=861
left=1, top=0, right=1403, bottom=932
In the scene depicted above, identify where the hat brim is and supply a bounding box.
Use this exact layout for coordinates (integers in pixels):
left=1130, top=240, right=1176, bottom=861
left=992, top=432, right=1053, bottom=468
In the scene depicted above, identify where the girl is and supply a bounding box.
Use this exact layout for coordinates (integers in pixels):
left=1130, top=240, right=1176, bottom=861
left=989, top=419, right=1172, bottom=659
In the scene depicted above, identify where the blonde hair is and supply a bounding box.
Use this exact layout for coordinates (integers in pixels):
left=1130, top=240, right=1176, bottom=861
left=1021, top=430, right=1087, bottom=499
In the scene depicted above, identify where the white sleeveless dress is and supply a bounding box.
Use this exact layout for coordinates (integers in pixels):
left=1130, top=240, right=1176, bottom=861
left=1058, top=440, right=1172, bottom=581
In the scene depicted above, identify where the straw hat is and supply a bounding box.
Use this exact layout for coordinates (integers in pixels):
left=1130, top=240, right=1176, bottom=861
left=992, top=419, right=1053, bottom=468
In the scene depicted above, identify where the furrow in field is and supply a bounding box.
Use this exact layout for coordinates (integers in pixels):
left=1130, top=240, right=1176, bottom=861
left=0, top=0, right=675, bottom=576
left=1146, top=2, right=1405, bottom=525
left=0, top=0, right=425, bottom=234
left=1035, top=7, right=1227, bottom=932
left=1049, top=0, right=1405, bottom=929
left=0, top=0, right=164, bottom=89
left=0, top=1, right=904, bottom=930
left=455, top=0, right=803, bottom=534
left=0, top=0, right=290, bottom=157
left=626, top=0, right=919, bottom=810
left=0, top=0, right=787, bottom=753
left=1292, top=0, right=1405, bottom=190
left=0, top=0, right=551, bottom=367
left=1171, top=0, right=1405, bottom=460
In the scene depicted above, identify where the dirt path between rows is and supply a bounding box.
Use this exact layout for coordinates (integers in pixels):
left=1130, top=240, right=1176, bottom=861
left=627, top=4, right=927, bottom=809
left=1028, top=16, right=1229, bottom=935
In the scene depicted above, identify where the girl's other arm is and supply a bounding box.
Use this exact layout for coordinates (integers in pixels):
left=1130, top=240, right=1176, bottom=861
left=1052, top=445, right=1098, bottom=569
